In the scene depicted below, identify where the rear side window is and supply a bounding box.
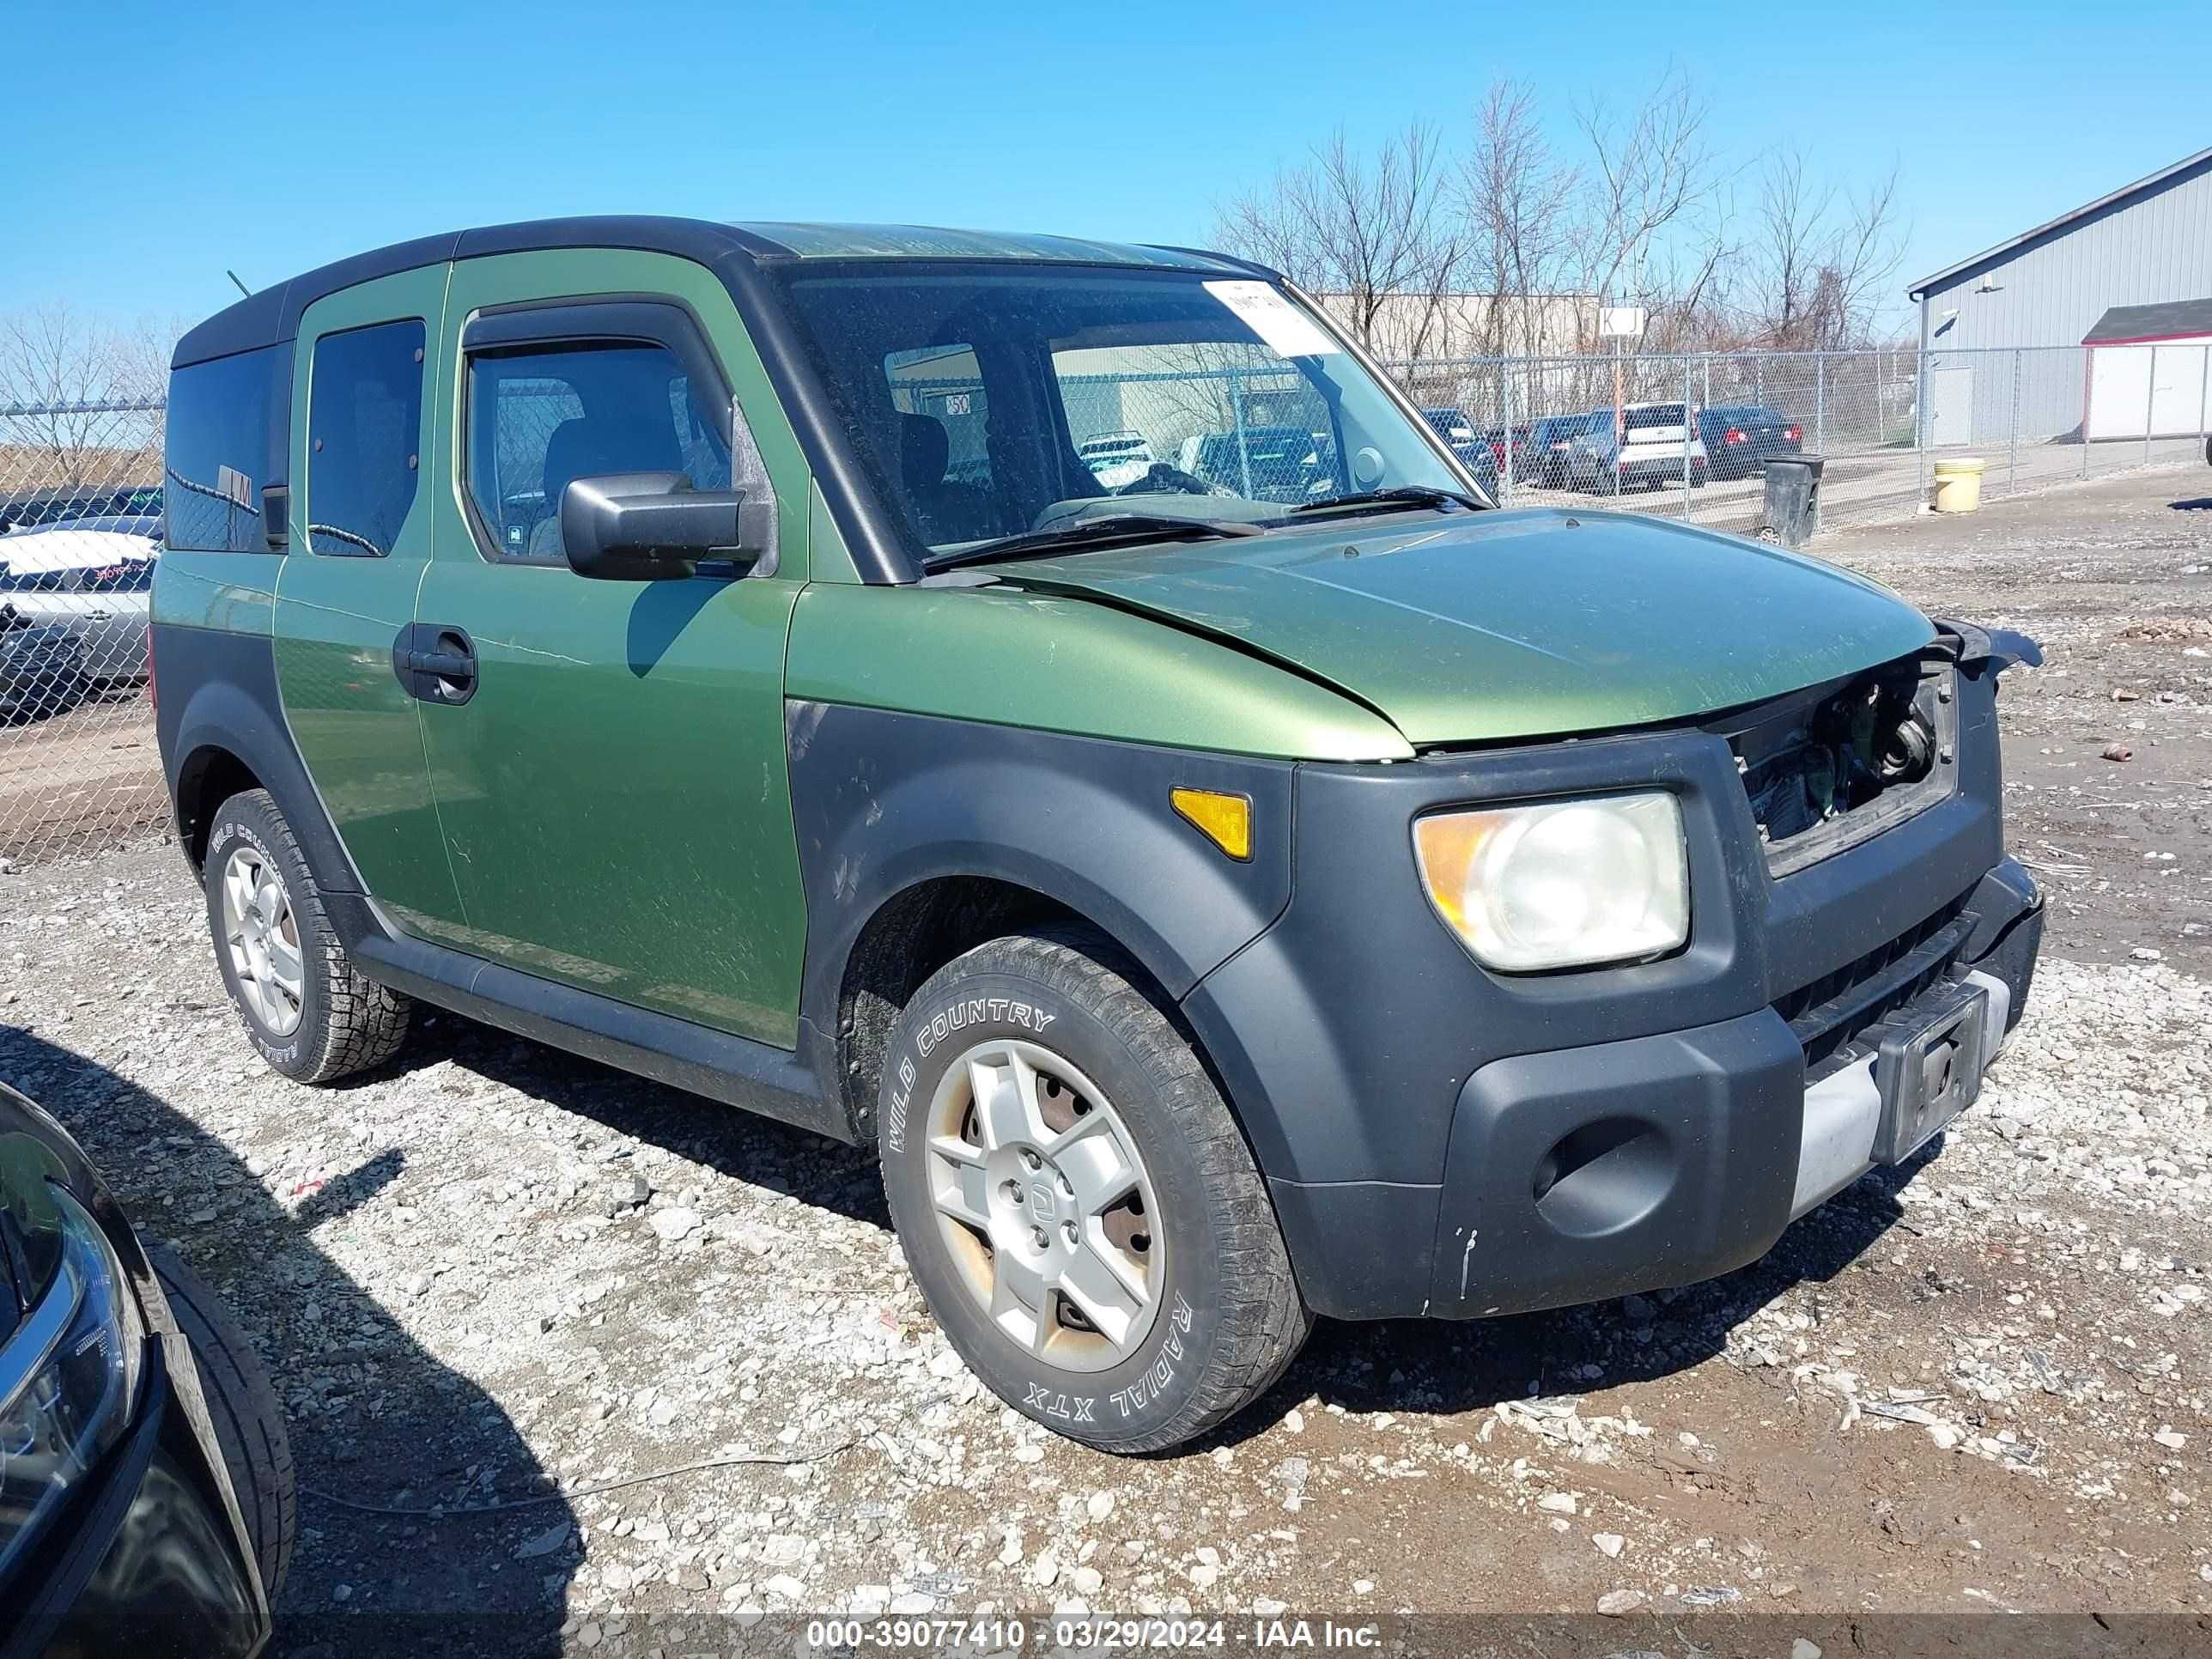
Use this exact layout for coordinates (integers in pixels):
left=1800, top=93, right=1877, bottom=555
left=465, top=342, right=731, bottom=562
left=164, top=344, right=283, bottom=551
left=307, top=319, right=425, bottom=557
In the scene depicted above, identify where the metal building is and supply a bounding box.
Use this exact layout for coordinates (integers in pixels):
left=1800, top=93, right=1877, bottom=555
left=1907, top=146, right=2212, bottom=445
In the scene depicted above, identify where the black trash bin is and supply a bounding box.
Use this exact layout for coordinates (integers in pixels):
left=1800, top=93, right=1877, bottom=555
left=1760, top=456, right=1824, bottom=549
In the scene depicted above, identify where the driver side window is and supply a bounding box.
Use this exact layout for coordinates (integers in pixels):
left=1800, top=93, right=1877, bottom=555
left=465, top=341, right=732, bottom=564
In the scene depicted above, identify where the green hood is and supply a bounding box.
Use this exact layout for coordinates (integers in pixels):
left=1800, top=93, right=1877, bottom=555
left=999, top=507, right=1936, bottom=747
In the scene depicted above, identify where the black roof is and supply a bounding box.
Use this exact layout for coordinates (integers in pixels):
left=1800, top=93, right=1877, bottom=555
left=172, top=217, right=1249, bottom=368
left=2081, top=296, right=2212, bottom=346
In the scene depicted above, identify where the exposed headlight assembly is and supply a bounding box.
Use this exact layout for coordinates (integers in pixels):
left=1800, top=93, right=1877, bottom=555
left=1413, top=791, right=1690, bottom=972
left=0, top=1185, right=145, bottom=1577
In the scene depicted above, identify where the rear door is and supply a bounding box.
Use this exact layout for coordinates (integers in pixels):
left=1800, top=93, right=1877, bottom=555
left=272, top=268, right=465, bottom=934
left=408, top=251, right=814, bottom=1048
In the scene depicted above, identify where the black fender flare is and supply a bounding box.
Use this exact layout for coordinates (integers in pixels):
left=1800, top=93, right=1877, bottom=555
left=786, top=699, right=1294, bottom=1109
left=153, top=623, right=361, bottom=892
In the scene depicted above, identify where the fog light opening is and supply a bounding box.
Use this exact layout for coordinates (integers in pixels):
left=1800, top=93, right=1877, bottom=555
left=1532, top=1117, right=1674, bottom=1238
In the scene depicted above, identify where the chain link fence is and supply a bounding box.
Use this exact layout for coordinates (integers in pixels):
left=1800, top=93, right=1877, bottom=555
left=4, top=342, right=2207, bottom=869
left=1384, top=343, right=2211, bottom=534
left=1, top=396, right=167, bottom=869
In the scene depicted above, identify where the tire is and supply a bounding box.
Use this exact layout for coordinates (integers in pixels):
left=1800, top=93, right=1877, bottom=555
left=1691, top=464, right=1709, bottom=489
left=148, top=1246, right=296, bottom=1602
left=204, top=788, right=410, bottom=1084
left=878, top=928, right=1310, bottom=1453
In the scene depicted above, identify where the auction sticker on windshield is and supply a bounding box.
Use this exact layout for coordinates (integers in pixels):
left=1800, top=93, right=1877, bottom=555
left=1203, top=281, right=1338, bottom=358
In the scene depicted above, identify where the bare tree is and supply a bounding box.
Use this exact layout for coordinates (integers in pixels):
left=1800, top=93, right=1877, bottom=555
left=1741, top=152, right=1906, bottom=349
left=1567, top=69, right=1733, bottom=348
left=0, top=307, right=173, bottom=502
left=1460, top=80, right=1582, bottom=360
left=1209, top=65, right=1904, bottom=424
left=1214, top=123, right=1471, bottom=359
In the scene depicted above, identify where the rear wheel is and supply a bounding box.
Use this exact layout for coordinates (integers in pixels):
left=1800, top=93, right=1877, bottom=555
left=879, top=929, right=1310, bottom=1452
left=204, top=789, right=410, bottom=1083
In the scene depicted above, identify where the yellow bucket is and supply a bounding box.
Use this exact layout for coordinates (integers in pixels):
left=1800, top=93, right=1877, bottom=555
left=1932, top=457, right=1986, bottom=514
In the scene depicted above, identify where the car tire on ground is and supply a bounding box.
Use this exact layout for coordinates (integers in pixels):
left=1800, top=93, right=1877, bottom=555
left=203, top=788, right=410, bottom=1084
left=148, top=1245, right=296, bottom=1602
left=878, top=927, right=1311, bottom=1453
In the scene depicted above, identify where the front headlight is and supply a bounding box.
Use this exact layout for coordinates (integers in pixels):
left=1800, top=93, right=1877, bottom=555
left=1413, top=791, right=1690, bottom=972
left=0, top=1186, right=145, bottom=1577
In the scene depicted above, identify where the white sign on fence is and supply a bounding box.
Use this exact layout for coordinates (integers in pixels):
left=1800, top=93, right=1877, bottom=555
left=1599, top=307, right=1648, bottom=340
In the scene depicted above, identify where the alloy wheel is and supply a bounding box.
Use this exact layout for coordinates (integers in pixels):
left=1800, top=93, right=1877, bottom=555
left=220, top=846, right=305, bottom=1037
left=923, top=1038, right=1163, bottom=1371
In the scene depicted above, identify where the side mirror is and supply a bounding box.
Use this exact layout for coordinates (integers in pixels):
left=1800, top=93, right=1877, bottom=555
left=560, top=471, right=773, bottom=582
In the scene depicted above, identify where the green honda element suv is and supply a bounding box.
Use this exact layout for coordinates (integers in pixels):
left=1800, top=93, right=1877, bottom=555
left=153, top=218, right=2045, bottom=1452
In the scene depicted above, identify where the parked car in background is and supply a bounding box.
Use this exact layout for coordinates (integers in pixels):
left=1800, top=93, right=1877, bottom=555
left=1480, top=422, right=1533, bottom=483
left=0, top=612, right=87, bottom=722
left=1416, top=408, right=1503, bottom=493
left=1075, top=429, right=1156, bottom=491
left=1697, top=404, right=1803, bottom=480
left=0, top=1079, right=290, bottom=1655
left=1526, top=412, right=1607, bottom=488
left=1176, top=424, right=1332, bottom=501
left=1564, top=401, right=1709, bottom=493
left=1420, top=406, right=1478, bottom=456
left=0, top=517, right=158, bottom=685
left=0, top=487, right=162, bottom=535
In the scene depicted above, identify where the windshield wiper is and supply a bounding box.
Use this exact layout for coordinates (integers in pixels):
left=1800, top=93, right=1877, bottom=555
left=1291, top=484, right=1487, bottom=518
left=922, top=514, right=1264, bottom=574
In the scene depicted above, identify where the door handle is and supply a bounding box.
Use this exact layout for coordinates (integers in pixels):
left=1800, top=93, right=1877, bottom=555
left=392, top=623, right=478, bottom=706
left=405, top=647, right=472, bottom=678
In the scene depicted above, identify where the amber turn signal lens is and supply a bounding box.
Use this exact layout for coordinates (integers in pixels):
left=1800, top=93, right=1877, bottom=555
left=1170, top=787, right=1252, bottom=861
left=1410, top=811, right=1498, bottom=933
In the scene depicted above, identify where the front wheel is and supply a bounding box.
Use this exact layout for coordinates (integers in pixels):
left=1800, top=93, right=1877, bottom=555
left=878, top=929, right=1310, bottom=1453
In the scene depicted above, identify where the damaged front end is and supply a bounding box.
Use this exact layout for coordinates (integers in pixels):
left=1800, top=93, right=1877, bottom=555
left=1714, top=623, right=2040, bottom=878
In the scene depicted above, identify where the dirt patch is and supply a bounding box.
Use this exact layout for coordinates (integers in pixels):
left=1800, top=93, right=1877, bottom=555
left=1823, top=470, right=2212, bottom=972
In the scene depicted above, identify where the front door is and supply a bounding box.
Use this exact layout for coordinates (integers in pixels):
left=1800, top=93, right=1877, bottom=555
left=410, top=252, right=811, bottom=1048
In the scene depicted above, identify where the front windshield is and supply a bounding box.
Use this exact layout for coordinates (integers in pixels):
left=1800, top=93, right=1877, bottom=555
left=778, top=264, right=1474, bottom=556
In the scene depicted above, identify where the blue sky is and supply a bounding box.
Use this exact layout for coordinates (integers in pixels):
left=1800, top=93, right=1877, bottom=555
left=8, top=1, right=2206, bottom=337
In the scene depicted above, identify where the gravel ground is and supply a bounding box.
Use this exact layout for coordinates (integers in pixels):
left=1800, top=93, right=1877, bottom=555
left=1824, top=468, right=2212, bottom=972
left=1, top=468, right=2208, bottom=1652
